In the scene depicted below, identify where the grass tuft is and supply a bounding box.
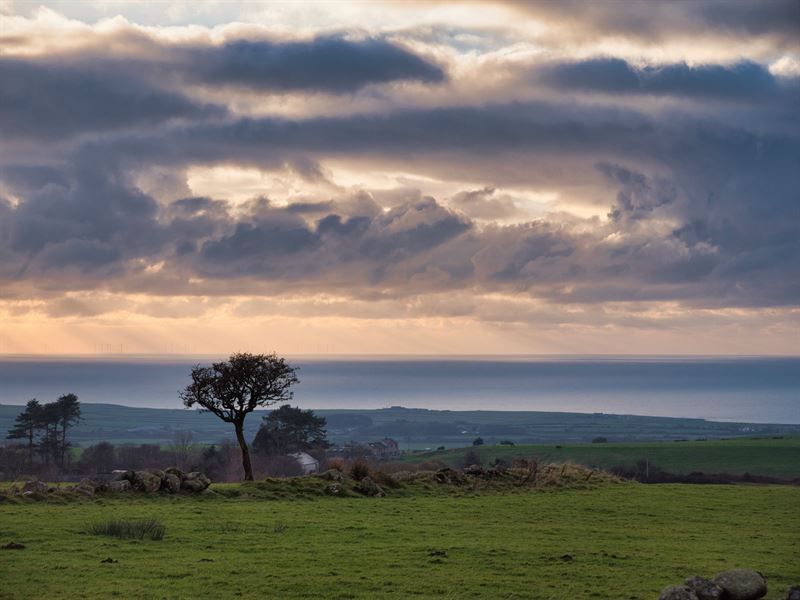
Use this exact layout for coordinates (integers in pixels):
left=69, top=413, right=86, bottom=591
left=87, top=517, right=165, bottom=541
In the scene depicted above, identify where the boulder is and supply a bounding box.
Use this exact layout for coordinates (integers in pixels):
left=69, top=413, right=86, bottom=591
left=713, top=569, right=767, bottom=600
left=132, top=470, right=162, bottom=493
left=319, top=469, right=344, bottom=482
left=21, top=481, right=49, bottom=494
left=74, top=479, right=97, bottom=496
left=685, top=576, right=724, bottom=600
left=162, top=473, right=181, bottom=494
left=108, top=480, right=131, bottom=493
left=147, top=469, right=165, bottom=481
left=164, top=467, right=185, bottom=480
left=784, top=587, right=800, bottom=600
left=463, top=464, right=484, bottom=476
left=357, top=476, right=384, bottom=497
left=659, top=586, right=699, bottom=600
left=112, top=470, right=134, bottom=482
left=181, top=472, right=211, bottom=492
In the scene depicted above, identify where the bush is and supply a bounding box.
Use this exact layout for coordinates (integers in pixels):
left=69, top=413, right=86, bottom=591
left=499, top=440, right=515, bottom=446
left=87, top=518, right=165, bottom=541
left=472, top=437, right=484, bottom=446
left=350, top=458, right=370, bottom=480
left=325, top=457, right=345, bottom=472
left=461, top=449, right=482, bottom=468
left=591, top=436, right=608, bottom=444
left=372, top=469, right=400, bottom=489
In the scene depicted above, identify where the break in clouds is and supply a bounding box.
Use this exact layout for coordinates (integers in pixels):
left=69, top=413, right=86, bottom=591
left=0, top=0, right=798, bottom=346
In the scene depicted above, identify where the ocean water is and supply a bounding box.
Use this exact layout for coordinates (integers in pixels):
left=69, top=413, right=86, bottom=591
left=0, top=356, right=798, bottom=424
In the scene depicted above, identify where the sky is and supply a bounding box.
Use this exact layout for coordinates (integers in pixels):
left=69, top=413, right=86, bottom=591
left=0, top=0, right=798, bottom=356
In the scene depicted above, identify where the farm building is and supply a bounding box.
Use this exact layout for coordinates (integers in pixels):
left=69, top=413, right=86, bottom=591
left=288, top=452, right=320, bottom=474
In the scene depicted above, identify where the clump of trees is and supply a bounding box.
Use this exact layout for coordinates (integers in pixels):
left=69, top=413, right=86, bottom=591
left=252, top=404, right=328, bottom=456
left=181, top=352, right=299, bottom=481
left=5, top=394, right=81, bottom=472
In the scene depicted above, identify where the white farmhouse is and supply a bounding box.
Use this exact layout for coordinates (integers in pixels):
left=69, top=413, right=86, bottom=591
left=288, top=451, right=320, bottom=475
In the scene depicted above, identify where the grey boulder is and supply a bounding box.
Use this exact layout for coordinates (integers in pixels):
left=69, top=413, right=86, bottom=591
left=784, top=587, right=800, bottom=600
left=685, top=576, right=724, bottom=600
left=181, top=472, right=211, bottom=492
left=108, top=480, right=131, bottom=493
left=357, top=476, right=384, bottom=497
left=132, top=471, right=162, bottom=493
left=162, top=474, right=181, bottom=494
left=713, top=569, right=767, bottom=600
left=659, top=586, right=699, bottom=600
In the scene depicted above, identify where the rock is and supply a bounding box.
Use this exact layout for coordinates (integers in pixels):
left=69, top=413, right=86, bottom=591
left=357, top=476, right=384, bottom=497
left=74, top=479, right=96, bottom=496
left=108, top=480, right=131, bottom=493
left=199, top=488, right=218, bottom=496
left=164, top=467, right=184, bottom=480
left=784, top=587, right=800, bottom=600
left=2, top=542, right=25, bottom=550
left=132, top=470, right=162, bottom=493
left=112, top=470, right=134, bottom=482
left=181, top=472, right=211, bottom=492
left=100, top=557, right=118, bottom=563
left=162, top=474, right=181, bottom=494
left=325, top=483, right=343, bottom=496
left=685, top=576, right=724, bottom=600
left=713, top=569, right=767, bottom=600
left=319, top=469, right=344, bottom=482
left=148, top=469, right=165, bottom=481
left=463, top=464, right=484, bottom=476
left=21, top=481, right=48, bottom=494
left=659, top=586, right=699, bottom=600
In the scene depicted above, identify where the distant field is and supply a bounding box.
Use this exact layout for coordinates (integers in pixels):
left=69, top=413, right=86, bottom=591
left=400, top=437, right=800, bottom=479
left=0, top=484, right=797, bottom=599
left=2, top=403, right=799, bottom=448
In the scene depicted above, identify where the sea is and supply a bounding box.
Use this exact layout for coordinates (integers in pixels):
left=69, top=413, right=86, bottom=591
left=0, top=355, right=798, bottom=424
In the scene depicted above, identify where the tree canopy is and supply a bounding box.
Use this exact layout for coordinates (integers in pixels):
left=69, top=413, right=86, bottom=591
left=252, top=404, right=327, bottom=456
left=180, top=352, right=299, bottom=481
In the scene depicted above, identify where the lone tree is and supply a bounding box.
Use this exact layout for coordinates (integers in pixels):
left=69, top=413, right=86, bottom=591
left=180, top=352, right=299, bottom=481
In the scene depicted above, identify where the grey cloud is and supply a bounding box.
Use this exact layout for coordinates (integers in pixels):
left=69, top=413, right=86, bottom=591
left=0, top=59, right=225, bottom=140
left=185, top=37, right=445, bottom=92
left=539, top=58, right=799, bottom=103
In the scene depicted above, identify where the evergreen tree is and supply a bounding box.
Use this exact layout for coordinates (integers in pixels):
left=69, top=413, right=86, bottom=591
left=252, top=404, right=328, bottom=456
left=6, top=399, right=42, bottom=470
left=53, top=393, right=81, bottom=468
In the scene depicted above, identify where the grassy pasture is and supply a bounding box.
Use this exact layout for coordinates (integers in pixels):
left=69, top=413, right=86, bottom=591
left=0, top=483, right=798, bottom=599
left=401, top=437, right=800, bottom=479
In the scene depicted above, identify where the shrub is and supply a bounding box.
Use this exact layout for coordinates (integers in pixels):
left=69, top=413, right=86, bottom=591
left=350, top=458, right=370, bottom=480
left=472, top=437, right=484, bottom=446
left=591, top=436, right=608, bottom=444
left=461, top=449, right=482, bottom=468
left=499, top=440, right=515, bottom=446
left=88, top=518, right=165, bottom=541
left=372, top=469, right=400, bottom=489
left=325, top=457, right=345, bottom=472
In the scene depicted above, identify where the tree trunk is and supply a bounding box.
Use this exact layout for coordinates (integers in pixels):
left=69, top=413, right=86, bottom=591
left=60, top=421, right=68, bottom=470
left=235, top=423, right=254, bottom=481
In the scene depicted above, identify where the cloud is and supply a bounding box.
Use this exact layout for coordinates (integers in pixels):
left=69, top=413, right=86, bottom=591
left=0, top=58, right=225, bottom=139
left=538, top=58, right=799, bottom=104
left=184, top=36, right=445, bottom=92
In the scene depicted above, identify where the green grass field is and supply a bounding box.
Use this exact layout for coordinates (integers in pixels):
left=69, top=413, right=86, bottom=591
left=401, top=437, right=800, bottom=479
left=1, top=483, right=798, bottom=599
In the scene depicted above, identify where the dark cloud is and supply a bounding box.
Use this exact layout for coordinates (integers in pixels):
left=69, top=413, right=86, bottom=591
left=185, top=37, right=445, bottom=92
left=539, top=58, right=798, bottom=103
left=0, top=59, right=225, bottom=140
